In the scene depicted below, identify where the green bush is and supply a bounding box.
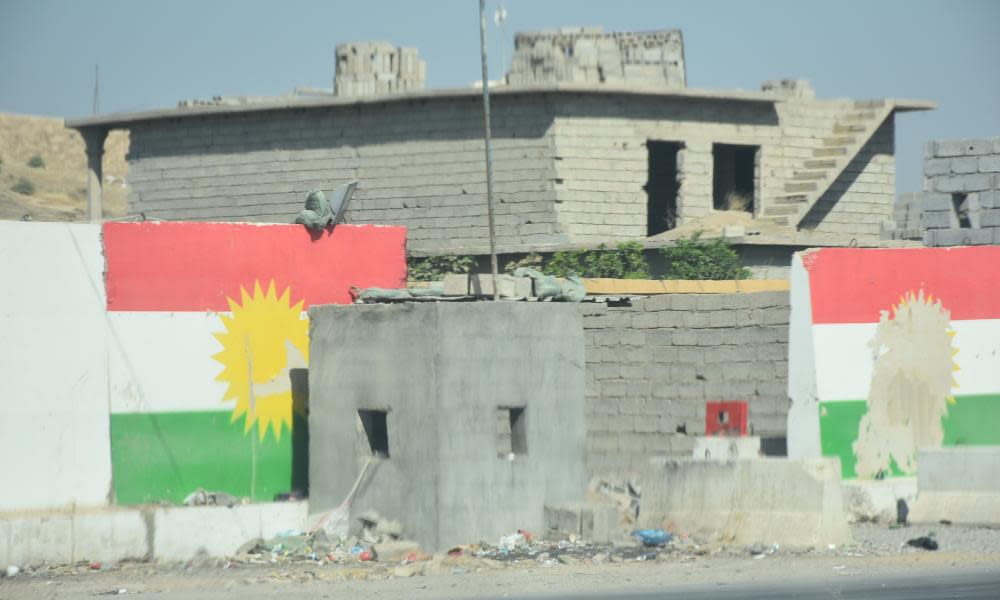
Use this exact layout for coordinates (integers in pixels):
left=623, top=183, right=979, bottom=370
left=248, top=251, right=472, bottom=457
left=408, top=254, right=475, bottom=281
left=658, top=232, right=751, bottom=280
left=27, top=154, right=45, bottom=168
left=12, top=178, right=35, bottom=195
left=503, top=252, right=544, bottom=274
left=543, top=242, right=650, bottom=279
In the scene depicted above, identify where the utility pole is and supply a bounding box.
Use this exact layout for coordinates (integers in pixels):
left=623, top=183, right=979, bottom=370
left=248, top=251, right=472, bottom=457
left=478, top=0, right=500, bottom=301
left=92, top=64, right=100, bottom=115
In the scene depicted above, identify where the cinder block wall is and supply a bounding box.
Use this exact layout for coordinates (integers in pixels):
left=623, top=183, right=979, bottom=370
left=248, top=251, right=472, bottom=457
left=126, top=95, right=564, bottom=254
left=921, top=137, right=1000, bottom=246
left=580, top=291, right=790, bottom=478
left=799, top=119, right=895, bottom=235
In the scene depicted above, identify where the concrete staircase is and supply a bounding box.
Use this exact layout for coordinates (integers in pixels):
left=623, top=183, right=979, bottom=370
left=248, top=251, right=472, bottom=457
left=761, top=101, right=894, bottom=227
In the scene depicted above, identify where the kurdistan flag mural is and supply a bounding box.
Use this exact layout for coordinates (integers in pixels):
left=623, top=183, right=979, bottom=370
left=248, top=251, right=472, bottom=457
left=104, top=221, right=406, bottom=504
left=788, top=246, right=1000, bottom=479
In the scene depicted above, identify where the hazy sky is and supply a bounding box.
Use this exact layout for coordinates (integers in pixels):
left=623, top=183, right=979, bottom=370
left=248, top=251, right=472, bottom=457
left=1, top=0, right=998, bottom=193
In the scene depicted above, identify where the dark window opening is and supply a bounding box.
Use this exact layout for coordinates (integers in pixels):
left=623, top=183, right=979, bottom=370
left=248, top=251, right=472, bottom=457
left=952, top=193, right=972, bottom=228
left=290, top=368, right=310, bottom=494
left=646, top=141, right=682, bottom=236
left=713, top=143, right=757, bottom=212
left=358, top=409, right=389, bottom=457
left=497, top=407, right=527, bottom=458
left=760, top=437, right=788, bottom=457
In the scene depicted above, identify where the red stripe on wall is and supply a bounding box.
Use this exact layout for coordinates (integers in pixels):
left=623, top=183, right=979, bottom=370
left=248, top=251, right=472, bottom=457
left=803, top=246, right=1000, bottom=324
left=104, top=222, right=407, bottom=312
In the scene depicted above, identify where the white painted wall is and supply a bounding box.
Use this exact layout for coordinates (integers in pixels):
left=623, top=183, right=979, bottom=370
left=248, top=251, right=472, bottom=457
left=786, top=253, right=821, bottom=459
left=0, top=222, right=112, bottom=512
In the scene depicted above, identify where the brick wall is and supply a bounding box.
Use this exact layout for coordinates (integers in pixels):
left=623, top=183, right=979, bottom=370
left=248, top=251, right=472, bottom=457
left=580, top=291, right=790, bottom=477
left=921, top=137, right=1000, bottom=246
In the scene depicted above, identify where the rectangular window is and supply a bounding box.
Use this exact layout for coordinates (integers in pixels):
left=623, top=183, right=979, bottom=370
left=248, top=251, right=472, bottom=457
left=713, top=143, right=758, bottom=213
left=358, top=409, right=389, bottom=457
left=646, top=141, right=682, bottom=236
left=497, top=407, right=527, bottom=458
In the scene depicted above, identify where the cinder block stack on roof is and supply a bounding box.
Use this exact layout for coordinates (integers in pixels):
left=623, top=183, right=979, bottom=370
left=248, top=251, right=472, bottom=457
left=334, top=42, right=426, bottom=98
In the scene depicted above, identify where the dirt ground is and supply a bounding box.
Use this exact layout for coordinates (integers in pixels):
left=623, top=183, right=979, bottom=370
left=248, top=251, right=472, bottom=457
left=0, top=112, right=128, bottom=222
left=3, top=524, right=999, bottom=600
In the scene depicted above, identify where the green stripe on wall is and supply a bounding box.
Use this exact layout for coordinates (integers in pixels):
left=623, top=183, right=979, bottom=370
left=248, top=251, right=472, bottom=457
left=110, top=411, right=303, bottom=505
left=819, top=394, right=1000, bottom=479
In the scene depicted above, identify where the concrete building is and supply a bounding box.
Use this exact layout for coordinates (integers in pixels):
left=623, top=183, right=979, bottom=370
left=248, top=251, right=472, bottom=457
left=67, top=30, right=934, bottom=271
left=307, top=302, right=586, bottom=551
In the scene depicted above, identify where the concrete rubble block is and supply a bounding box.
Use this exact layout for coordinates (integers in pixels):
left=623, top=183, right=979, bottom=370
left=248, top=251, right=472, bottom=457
left=979, top=209, right=1000, bottom=227
left=692, top=436, right=761, bottom=460
left=950, top=156, right=979, bottom=174
left=962, top=139, right=993, bottom=156
left=978, top=155, right=1000, bottom=173
left=977, top=190, right=1000, bottom=209
left=920, top=192, right=953, bottom=212
left=910, top=448, right=1000, bottom=525
left=71, top=510, right=149, bottom=563
left=921, top=210, right=958, bottom=230
left=153, top=502, right=308, bottom=562
left=923, top=158, right=951, bottom=176
left=1, top=514, right=73, bottom=566
left=840, top=478, right=917, bottom=524
left=544, top=503, right=623, bottom=543
left=638, top=457, right=850, bottom=548
left=934, top=139, right=965, bottom=158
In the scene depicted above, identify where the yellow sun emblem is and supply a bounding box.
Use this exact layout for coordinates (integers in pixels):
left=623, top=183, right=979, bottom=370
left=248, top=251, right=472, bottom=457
left=212, top=280, right=309, bottom=441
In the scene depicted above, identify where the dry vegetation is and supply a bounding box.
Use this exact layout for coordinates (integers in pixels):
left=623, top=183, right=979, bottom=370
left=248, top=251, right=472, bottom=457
left=0, top=112, right=129, bottom=222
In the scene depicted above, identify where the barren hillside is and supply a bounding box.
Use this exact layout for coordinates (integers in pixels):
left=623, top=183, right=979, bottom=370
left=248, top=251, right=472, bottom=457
left=0, top=112, right=129, bottom=222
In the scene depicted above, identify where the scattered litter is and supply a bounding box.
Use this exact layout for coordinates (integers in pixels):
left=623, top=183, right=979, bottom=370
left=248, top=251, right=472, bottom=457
left=939, top=519, right=952, bottom=526
left=97, top=590, right=128, bottom=596
left=906, top=536, right=939, bottom=551
left=5, top=565, right=20, bottom=578
left=89, top=561, right=102, bottom=570
left=632, top=529, right=672, bottom=547
left=183, top=488, right=241, bottom=508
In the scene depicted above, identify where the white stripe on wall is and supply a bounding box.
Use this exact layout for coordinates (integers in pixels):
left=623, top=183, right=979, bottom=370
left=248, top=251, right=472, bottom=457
left=109, top=311, right=231, bottom=413
left=813, top=319, right=1000, bottom=402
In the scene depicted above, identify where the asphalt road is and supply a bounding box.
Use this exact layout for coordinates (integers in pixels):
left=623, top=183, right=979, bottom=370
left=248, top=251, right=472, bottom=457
left=496, top=570, right=1000, bottom=600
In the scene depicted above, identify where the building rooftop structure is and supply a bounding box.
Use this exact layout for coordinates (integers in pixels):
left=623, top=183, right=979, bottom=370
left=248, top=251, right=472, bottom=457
left=67, top=28, right=935, bottom=274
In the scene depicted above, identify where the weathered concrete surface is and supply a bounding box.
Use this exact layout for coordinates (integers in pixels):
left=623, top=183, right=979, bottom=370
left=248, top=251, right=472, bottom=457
left=692, top=436, right=761, bottom=461
left=0, top=502, right=307, bottom=566
left=0, top=222, right=112, bottom=513
left=910, top=448, right=1000, bottom=525
left=308, top=302, right=587, bottom=552
left=840, top=478, right=917, bottom=523
left=638, top=458, right=850, bottom=547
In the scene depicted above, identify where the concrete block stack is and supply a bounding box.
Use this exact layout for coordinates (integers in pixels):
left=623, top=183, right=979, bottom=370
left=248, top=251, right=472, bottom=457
left=921, top=137, right=1000, bottom=246
left=334, top=42, right=426, bottom=98
left=507, top=28, right=686, bottom=88
left=580, top=291, right=790, bottom=478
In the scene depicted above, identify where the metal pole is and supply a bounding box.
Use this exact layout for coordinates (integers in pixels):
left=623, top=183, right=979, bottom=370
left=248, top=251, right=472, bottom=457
left=479, top=0, right=500, bottom=301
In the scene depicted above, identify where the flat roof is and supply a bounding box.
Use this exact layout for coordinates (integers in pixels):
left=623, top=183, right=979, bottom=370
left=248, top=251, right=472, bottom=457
left=65, top=82, right=935, bottom=130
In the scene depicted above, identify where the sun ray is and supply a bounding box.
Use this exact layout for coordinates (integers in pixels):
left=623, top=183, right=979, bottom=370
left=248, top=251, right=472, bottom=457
left=212, top=279, right=309, bottom=443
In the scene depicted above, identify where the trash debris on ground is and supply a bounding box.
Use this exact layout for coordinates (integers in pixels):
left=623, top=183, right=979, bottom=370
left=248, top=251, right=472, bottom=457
left=750, top=543, right=780, bottom=559
left=183, top=488, right=242, bottom=508
left=906, top=535, right=939, bottom=551
left=5, top=565, right=20, bottom=578
left=633, top=529, right=672, bottom=547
